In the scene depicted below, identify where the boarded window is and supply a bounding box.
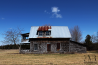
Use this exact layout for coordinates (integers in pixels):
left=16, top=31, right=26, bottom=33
left=57, top=43, right=60, bottom=50
left=34, top=44, right=38, bottom=50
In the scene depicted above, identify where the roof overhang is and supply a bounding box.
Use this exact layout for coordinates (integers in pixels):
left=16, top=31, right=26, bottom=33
left=29, top=38, right=70, bottom=42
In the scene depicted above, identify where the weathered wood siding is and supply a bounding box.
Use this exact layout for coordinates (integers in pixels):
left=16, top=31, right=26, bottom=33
left=51, top=43, right=57, bottom=53
left=30, top=41, right=47, bottom=53
left=20, top=40, right=86, bottom=53
left=61, top=42, right=69, bottom=53
left=39, top=42, right=47, bottom=53
left=29, top=41, right=70, bottom=53
left=30, top=41, right=34, bottom=52
left=69, top=42, right=86, bottom=53
left=22, top=39, right=29, bottom=42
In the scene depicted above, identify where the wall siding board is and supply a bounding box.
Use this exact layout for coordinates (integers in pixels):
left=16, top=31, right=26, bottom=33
left=39, top=42, right=47, bottom=53
left=51, top=43, right=57, bottom=53
left=30, top=41, right=33, bottom=52
left=61, top=42, right=69, bottom=52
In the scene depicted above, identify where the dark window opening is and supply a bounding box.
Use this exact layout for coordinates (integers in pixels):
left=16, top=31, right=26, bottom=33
left=37, top=31, right=51, bottom=36
left=23, top=36, right=29, bottom=39
left=47, top=44, right=51, bottom=51
left=34, top=44, right=38, bottom=50
left=39, top=31, right=43, bottom=36
left=57, top=43, right=60, bottom=50
left=21, top=43, right=30, bottom=50
left=46, top=31, right=50, bottom=35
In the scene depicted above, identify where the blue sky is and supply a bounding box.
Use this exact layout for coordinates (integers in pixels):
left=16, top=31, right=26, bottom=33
left=0, top=0, right=98, bottom=45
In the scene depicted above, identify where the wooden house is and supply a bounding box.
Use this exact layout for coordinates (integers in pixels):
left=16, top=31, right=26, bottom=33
left=20, top=26, right=86, bottom=53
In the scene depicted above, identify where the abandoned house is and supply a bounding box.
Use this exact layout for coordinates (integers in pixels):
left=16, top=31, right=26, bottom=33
left=20, top=26, right=86, bottom=53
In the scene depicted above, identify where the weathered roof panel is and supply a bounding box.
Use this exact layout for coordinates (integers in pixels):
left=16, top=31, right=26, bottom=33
left=29, top=26, right=71, bottom=38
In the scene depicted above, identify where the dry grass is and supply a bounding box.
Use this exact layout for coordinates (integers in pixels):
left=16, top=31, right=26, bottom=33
left=0, top=49, right=98, bottom=65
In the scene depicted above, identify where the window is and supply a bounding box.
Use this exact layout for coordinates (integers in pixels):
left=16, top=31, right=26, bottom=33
left=23, top=36, right=29, bottom=39
left=46, top=31, right=50, bottom=36
left=37, top=31, right=51, bottom=36
left=21, top=43, right=30, bottom=50
left=26, top=37, right=29, bottom=39
left=23, top=36, right=26, bottom=39
left=39, top=31, right=43, bottom=36
left=34, top=44, right=38, bottom=50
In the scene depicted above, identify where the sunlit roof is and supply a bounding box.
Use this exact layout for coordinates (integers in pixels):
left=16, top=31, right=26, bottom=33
left=29, top=26, right=71, bottom=38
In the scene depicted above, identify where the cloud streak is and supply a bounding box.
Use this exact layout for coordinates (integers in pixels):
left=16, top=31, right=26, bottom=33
left=44, top=10, right=50, bottom=14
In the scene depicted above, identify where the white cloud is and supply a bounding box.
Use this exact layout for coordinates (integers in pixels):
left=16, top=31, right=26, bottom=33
left=51, top=7, right=62, bottom=18
left=51, top=7, right=60, bottom=13
left=55, top=13, right=62, bottom=18
left=44, top=7, right=62, bottom=18
left=2, top=18, right=4, bottom=19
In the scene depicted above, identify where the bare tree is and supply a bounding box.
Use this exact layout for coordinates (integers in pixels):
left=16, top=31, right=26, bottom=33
left=2, top=27, right=24, bottom=45
left=70, top=25, right=82, bottom=42
left=91, top=34, right=96, bottom=43
left=91, top=31, right=98, bottom=43
left=96, top=31, right=98, bottom=43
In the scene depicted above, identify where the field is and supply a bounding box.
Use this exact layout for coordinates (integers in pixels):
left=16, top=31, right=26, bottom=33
left=0, top=49, right=98, bottom=65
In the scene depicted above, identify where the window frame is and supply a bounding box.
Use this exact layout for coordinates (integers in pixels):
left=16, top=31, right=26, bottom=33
left=38, top=31, right=43, bottom=36
left=57, top=43, right=61, bottom=51
left=46, top=31, right=50, bottom=36
left=34, top=44, right=38, bottom=51
left=23, top=36, right=29, bottom=39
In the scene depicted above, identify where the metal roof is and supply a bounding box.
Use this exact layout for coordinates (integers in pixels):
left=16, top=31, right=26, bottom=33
left=21, top=33, right=29, bottom=37
left=29, top=26, right=71, bottom=38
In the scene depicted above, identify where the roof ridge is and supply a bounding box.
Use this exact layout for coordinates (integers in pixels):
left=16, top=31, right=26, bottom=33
left=31, top=26, right=68, bottom=27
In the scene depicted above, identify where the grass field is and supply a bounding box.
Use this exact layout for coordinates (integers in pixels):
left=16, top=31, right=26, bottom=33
left=0, top=49, right=98, bottom=65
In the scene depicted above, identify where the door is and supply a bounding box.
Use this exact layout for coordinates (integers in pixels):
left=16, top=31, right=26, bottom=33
left=47, top=44, right=51, bottom=51
left=57, top=43, right=60, bottom=51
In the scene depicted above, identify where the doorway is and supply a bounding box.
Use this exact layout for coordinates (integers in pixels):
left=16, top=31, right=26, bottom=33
left=57, top=43, right=60, bottom=51
left=47, top=44, right=51, bottom=51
